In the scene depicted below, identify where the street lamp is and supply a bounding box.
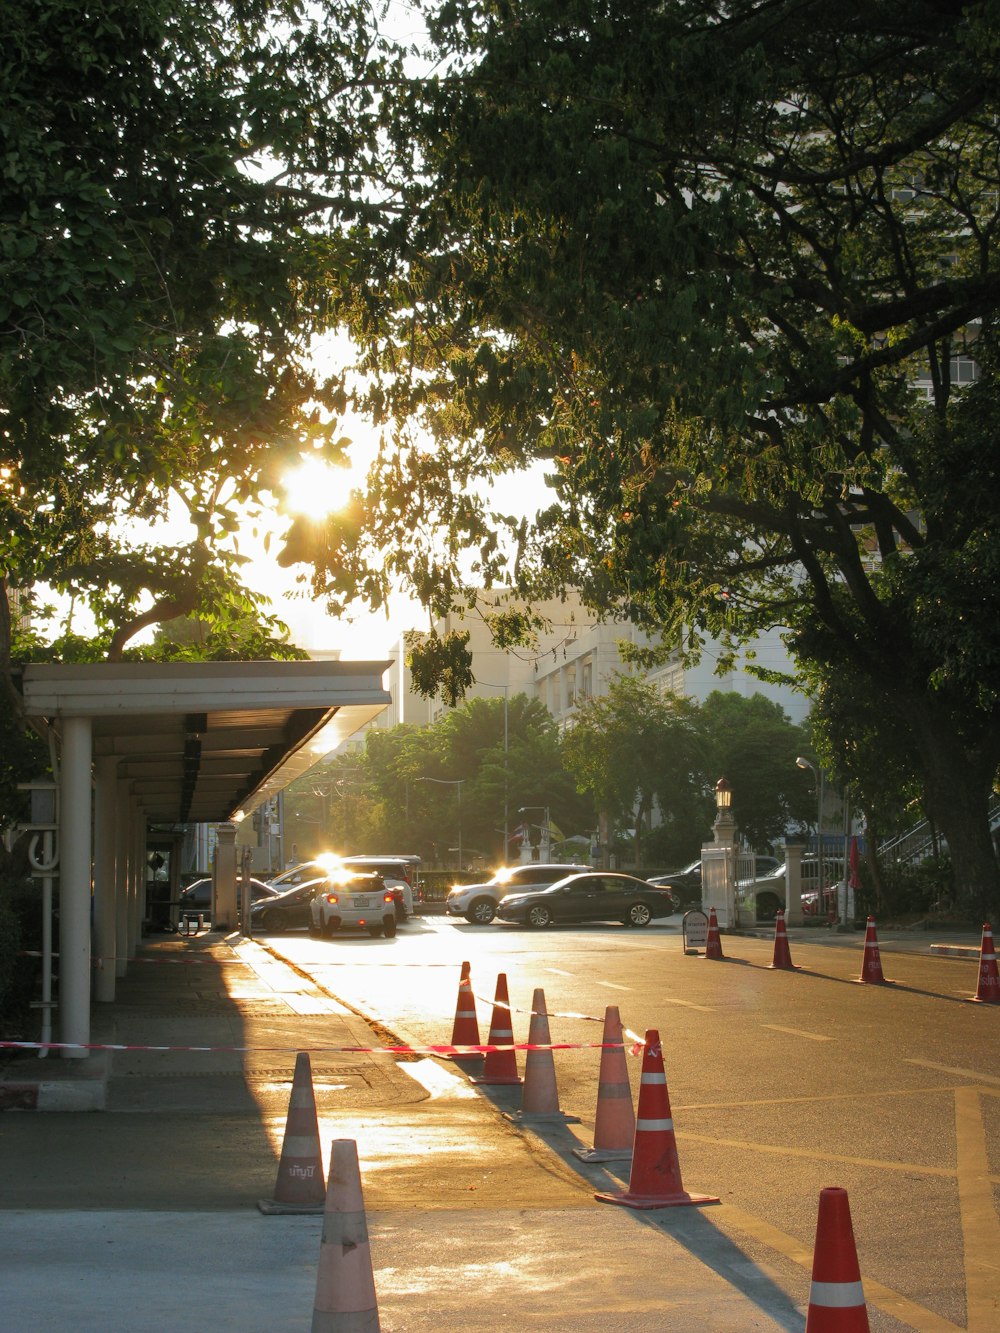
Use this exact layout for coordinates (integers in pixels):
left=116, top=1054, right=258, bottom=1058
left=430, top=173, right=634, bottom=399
left=478, top=680, right=510, bottom=862
left=796, top=756, right=825, bottom=906
left=416, top=777, right=465, bottom=871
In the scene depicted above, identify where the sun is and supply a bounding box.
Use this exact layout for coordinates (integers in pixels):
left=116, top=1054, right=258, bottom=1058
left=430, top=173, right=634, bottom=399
left=281, top=456, right=355, bottom=519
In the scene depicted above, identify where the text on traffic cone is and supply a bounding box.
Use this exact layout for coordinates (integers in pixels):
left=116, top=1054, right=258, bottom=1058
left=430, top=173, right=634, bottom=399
left=594, top=1029, right=718, bottom=1210
left=258, top=1051, right=326, bottom=1214
left=970, top=922, right=1000, bottom=1003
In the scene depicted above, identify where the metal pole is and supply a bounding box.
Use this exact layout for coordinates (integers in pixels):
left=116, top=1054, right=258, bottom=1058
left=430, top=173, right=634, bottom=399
left=818, top=768, right=825, bottom=915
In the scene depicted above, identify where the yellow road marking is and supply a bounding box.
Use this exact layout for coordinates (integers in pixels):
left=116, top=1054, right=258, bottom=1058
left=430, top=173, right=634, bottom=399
left=715, top=1202, right=964, bottom=1332
left=907, top=1059, right=1000, bottom=1087
left=677, top=1131, right=984, bottom=1180
left=955, top=1087, right=1000, bottom=1330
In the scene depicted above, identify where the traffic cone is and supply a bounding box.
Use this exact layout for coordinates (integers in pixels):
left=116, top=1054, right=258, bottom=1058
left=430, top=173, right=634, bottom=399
left=968, top=923, right=1000, bottom=1003
left=258, top=1051, right=326, bottom=1215
left=704, top=906, right=725, bottom=960
left=805, top=1186, right=869, bottom=1331
left=855, top=916, right=893, bottom=985
left=471, top=973, right=522, bottom=1085
left=505, top=988, right=578, bottom=1123
left=572, top=1006, right=634, bottom=1162
left=594, top=1029, right=719, bottom=1210
left=311, top=1139, right=380, bottom=1332
left=448, top=960, right=483, bottom=1067
left=769, top=909, right=799, bottom=971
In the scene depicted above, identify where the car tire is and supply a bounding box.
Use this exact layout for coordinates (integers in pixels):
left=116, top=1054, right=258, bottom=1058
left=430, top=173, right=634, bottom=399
left=383, top=918, right=397, bottom=938
left=258, top=909, right=281, bottom=933
left=756, top=894, right=781, bottom=922
left=527, top=904, right=552, bottom=928
left=467, top=898, right=497, bottom=925
left=368, top=925, right=384, bottom=938
left=627, top=902, right=653, bottom=927
left=321, top=917, right=337, bottom=938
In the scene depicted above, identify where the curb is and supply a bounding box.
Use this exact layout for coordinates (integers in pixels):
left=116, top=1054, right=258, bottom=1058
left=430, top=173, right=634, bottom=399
left=0, top=1050, right=110, bottom=1111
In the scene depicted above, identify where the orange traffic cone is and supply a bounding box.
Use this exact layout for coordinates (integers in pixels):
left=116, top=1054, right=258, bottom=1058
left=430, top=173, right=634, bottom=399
left=594, top=1029, right=719, bottom=1210
left=704, top=906, right=725, bottom=960
left=769, top=909, right=799, bottom=971
left=968, top=923, right=1000, bottom=1003
left=311, top=1139, right=380, bottom=1331
left=505, top=988, right=579, bottom=1123
left=448, top=960, right=483, bottom=1067
left=572, top=1006, right=634, bottom=1162
left=855, top=916, right=893, bottom=985
left=471, top=973, right=522, bottom=1085
left=258, top=1051, right=326, bottom=1215
left=805, top=1186, right=869, bottom=1331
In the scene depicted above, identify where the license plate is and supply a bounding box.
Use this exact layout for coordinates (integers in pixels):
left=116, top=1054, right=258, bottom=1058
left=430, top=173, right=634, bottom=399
left=353, top=896, right=371, bottom=908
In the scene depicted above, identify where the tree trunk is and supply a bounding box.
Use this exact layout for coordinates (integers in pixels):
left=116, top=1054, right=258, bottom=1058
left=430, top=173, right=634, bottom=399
left=907, top=701, right=1000, bottom=921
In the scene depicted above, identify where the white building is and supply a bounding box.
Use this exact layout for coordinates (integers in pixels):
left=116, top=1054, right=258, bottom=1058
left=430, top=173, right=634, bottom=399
left=379, top=589, right=808, bottom=729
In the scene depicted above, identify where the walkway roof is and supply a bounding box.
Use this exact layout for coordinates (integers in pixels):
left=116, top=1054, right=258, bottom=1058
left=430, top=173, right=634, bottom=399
left=19, top=660, right=391, bottom=823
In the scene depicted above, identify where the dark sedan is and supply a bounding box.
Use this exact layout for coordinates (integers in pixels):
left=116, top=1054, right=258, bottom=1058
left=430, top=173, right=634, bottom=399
left=179, top=876, right=277, bottom=913
left=495, top=871, right=674, bottom=928
left=250, top=878, right=328, bottom=933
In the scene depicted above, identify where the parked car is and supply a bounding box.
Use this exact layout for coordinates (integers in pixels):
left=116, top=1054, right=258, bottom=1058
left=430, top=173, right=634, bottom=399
left=179, top=877, right=277, bottom=915
left=266, top=857, right=339, bottom=892
left=738, top=857, right=845, bottom=921
left=644, top=880, right=681, bottom=914
left=649, top=855, right=783, bottom=910
left=309, top=872, right=398, bottom=939
left=250, top=878, right=327, bottom=933
left=339, top=855, right=421, bottom=914
left=496, top=871, right=674, bottom=928
left=382, top=878, right=413, bottom=923
left=446, top=863, right=589, bottom=925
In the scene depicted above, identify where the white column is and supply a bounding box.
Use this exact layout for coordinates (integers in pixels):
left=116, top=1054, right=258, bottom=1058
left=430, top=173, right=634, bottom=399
left=93, top=756, right=118, bottom=1002
left=214, top=822, right=238, bottom=930
left=128, top=798, right=143, bottom=959
left=59, top=715, right=93, bottom=1059
left=784, top=841, right=805, bottom=925
left=115, top=782, right=131, bottom=978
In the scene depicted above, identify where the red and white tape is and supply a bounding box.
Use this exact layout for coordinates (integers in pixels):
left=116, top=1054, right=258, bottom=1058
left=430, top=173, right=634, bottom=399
left=1, top=1037, right=641, bottom=1057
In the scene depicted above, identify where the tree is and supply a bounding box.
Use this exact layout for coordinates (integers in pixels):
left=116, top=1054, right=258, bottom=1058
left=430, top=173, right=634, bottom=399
left=561, top=675, right=708, bottom=869
left=295, top=0, right=1000, bottom=916
left=699, top=692, right=814, bottom=851
left=306, top=694, right=591, bottom=867
left=0, top=0, right=398, bottom=669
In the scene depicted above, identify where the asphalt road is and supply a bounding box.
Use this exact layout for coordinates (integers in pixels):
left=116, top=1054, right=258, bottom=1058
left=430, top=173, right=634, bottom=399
left=262, top=913, right=1000, bottom=1333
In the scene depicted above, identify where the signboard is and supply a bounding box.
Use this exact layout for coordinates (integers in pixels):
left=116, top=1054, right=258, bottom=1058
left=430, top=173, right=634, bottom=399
left=682, top=909, right=709, bottom=955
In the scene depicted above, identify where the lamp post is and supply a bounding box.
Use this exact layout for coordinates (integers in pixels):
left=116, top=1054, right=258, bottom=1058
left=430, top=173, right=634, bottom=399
left=478, top=680, right=510, bottom=863
left=518, top=805, right=550, bottom=861
left=796, top=756, right=825, bottom=911
left=416, top=777, right=465, bottom=871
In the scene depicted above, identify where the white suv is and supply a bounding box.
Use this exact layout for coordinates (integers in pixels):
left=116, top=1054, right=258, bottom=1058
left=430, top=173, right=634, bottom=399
left=310, top=872, right=398, bottom=938
left=446, top=863, right=588, bottom=925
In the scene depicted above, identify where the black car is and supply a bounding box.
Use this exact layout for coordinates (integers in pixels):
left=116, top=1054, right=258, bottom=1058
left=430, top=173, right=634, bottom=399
left=496, top=871, right=674, bottom=928
left=179, top=876, right=277, bottom=914
left=250, top=878, right=328, bottom=933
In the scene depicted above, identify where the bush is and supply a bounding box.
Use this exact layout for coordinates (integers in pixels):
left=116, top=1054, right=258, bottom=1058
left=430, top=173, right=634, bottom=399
left=870, top=856, right=957, bottom=919
left=0, top=875, right=40, bottom=1037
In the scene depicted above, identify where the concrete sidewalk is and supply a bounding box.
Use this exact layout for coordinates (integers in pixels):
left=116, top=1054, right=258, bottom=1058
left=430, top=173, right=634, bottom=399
left=0, top=916, right=989, bottom=1331
left=0, top=926, right=810, bottom=1331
